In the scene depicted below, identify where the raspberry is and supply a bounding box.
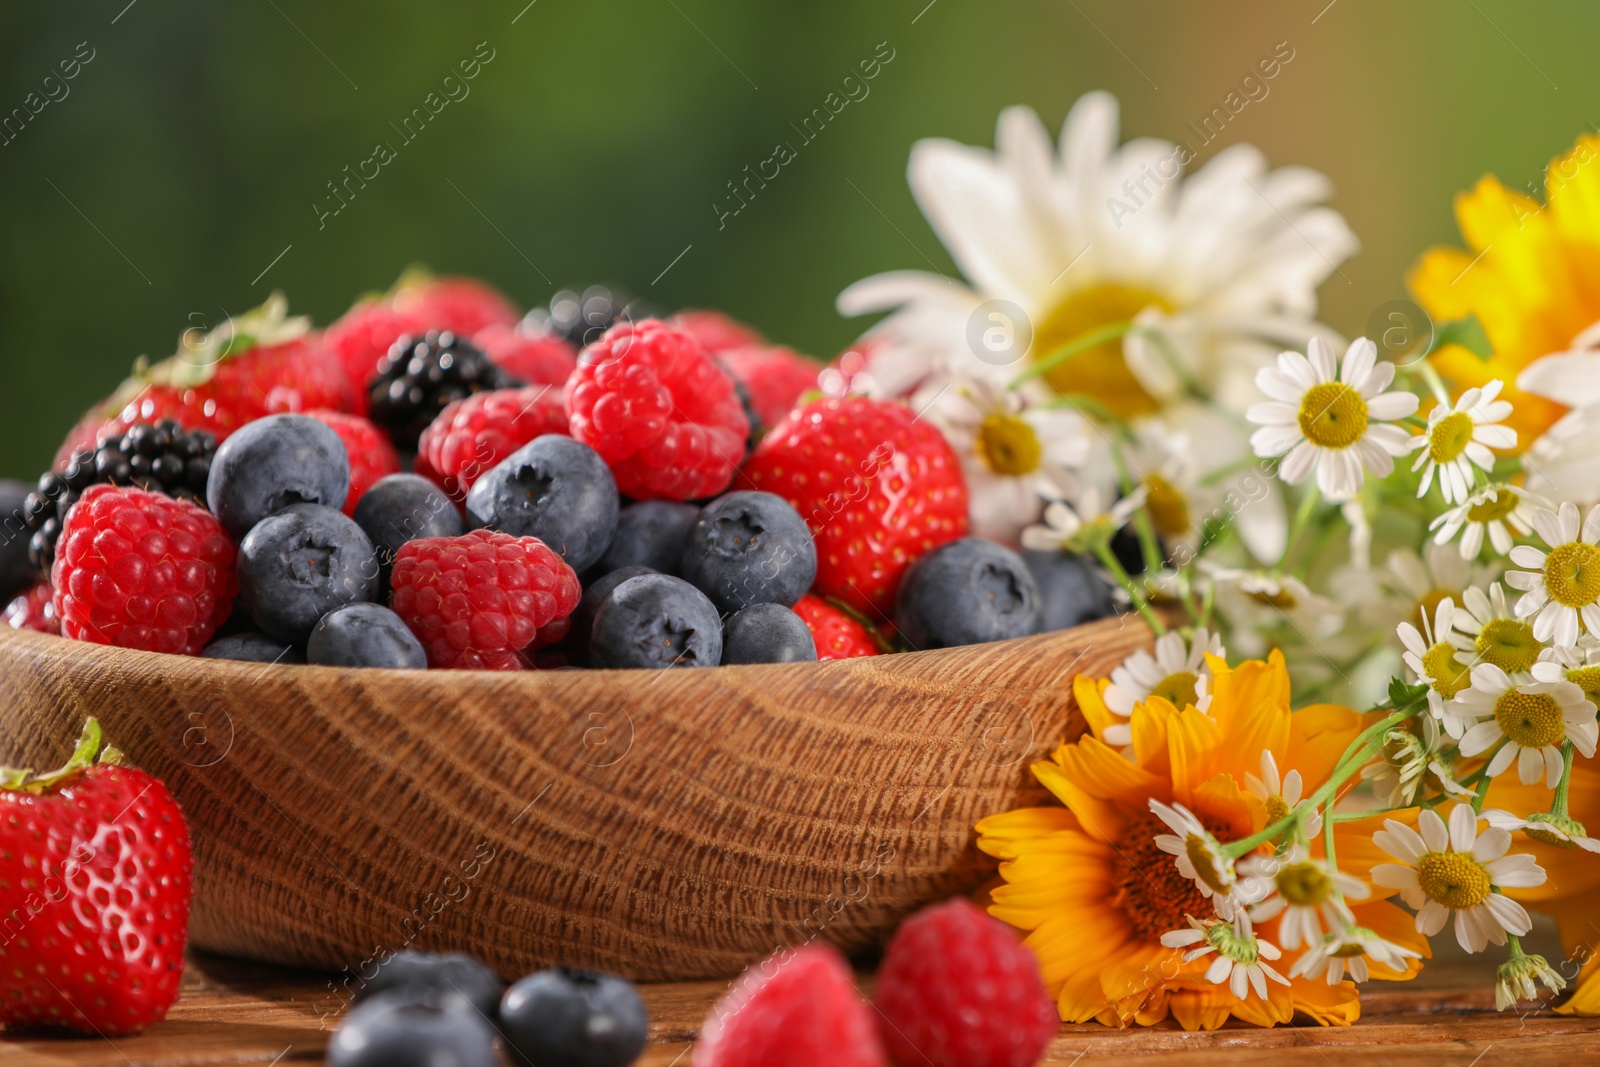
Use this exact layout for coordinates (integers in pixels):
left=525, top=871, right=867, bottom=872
left=793, top=595, right=880, bottom=660
left=474, top=323, right=578, bottom=386
left=565, top=320, right=748, bottom=501
left=743, top=396, right=968, bottom=617
left=718, top=344, right=820, bottom=433
left=694, top=944, right=887, bottom=1067
left=52, top=485, right=237, bottom=655
left=415, top=386, right=570, bottom=504
left=389, top=530, right=581, bottom=670
left=6, top=581, right=59, bottom=634
left=873, top=899, right=1057, bottom=1067
left=304, top=410, right=400, bottom=517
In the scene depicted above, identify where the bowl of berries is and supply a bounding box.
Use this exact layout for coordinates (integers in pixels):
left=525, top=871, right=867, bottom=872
left=0, top=274, right=1147, bottom=982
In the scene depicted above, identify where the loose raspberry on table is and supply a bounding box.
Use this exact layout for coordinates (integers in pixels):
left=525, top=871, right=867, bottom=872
left=565, top=319, right=749, bottom=501
left=415, top=386, right=569, bottom=504
left=304, top=409, right=400, bottom=517
left=873, top=898, right=1058, bottom=1067
left=389, top=529, right=581, bottom=670
left=51, top=485, right=237, bottom=655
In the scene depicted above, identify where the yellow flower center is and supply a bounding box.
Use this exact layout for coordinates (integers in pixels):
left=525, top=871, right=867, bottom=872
left=1275, top=861, right=1333, bottom=907
left=975, top=412, right=1043, bottom=476
left=1297, top=382, right=1369, bottom=449
left=1544, top=542, right=1600, bottom=608
left=1150, top=670, right=1200, bottom=709
left=1415, top=851, right=1492, bottom=909
left=1421, top=641, right=1471, bottom=699
left=1185, top=833, right=1231, bottom=895
left=1032, top=284, right=1171, bottom=418
left=1493, top=689, right=1566, bottom=749
left=1144, top=473, right=1190, bottom=538
left=1264, top=795, right=1292, bottom=825
left=1467, top=490, right=1520, bottom=524
left=1329, top=935, right=1371, bottom=959
left=1428, top=411, right=1476, bottom=463
left=1248, top=587, right=1299, bottom=609
left=1476, top=618, right=1541, bottom=674
left=1566, top=665, right=1600, bottom=704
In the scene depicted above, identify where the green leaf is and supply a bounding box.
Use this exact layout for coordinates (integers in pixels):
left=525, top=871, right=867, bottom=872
left=1429, top=315, right=1493, bottom=361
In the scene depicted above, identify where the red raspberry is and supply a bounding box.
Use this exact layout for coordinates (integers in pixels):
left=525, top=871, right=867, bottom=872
left=694, top=944, right=887, bottom=1067
left=475, top=322, right=578, bottom=386
left=6, top=581, right=60, bottom=635
left=874, top=899, right=1057, bottom=1067
left=743, top=397, right=967, bottom=617
left=389, top=530, right=581, bottom=670
left=667, top=309, right=765, bottom=354
left=719, top=344, right=820, bottom=433
left=415, top=386, right=570, bottom=505
left=565, top=320, right=748, bottom=501
left=52, top=485, right=237, bottom=655
left=793, top=595, right=880, bottom=660
left=304, top=409, right=400, bottom=517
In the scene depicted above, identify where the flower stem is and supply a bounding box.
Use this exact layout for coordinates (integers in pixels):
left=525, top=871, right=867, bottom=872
left=1552, top=740, right=1576, bottom=820
left=1092, top=540, right=1166, bottom=636
left=1008, top=321, right=1135, bottom=390
left=1273, top=486, right=1321, bottom=576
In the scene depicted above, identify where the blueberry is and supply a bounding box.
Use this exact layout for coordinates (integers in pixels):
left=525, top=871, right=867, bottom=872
left=354, top=474, right=464, bottom=588
left=500, top=967, right=649, bottom=1067
left=678, top=491, right=815, bottom=614
left=896, top=538, right=1042, bottom=649
left=236, top=503, right=378, bottom=644
left=1022, top=548, right=1116, bottom=631
left=590, top=573, right=721, bottom=669
left=206, top=414, right=351, bottom=538
left=0, top=479, right=34, bottom=602
left=567, top=566, right=654, bottom=667
left=721, top=602, right=817, bottom=664
left=465, top=435, right=618, bottom=574
left=308, top=603, right=426, bottom=669
left=201, top=632, right=303, bottom=664
left=328, top=988, right=497, bottom=1067
left=355, top=950, right=503, bottom=1020
left=589, top=500, right=697, bottom=577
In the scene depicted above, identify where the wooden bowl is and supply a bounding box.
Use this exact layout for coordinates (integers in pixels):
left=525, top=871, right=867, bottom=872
left=0, top=616, right=1151, bottom=982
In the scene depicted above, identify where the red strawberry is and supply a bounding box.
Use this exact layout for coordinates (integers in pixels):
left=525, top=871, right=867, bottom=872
left=57, top=295, right=352, bottom=465
left=474, top=322, right=578, bottom=386
left=0, top=719, right=194, bottom=1035
left=565, top=319, right=749, bottom=501
left=324, top=270, right=520, bottom=408
left=743, top=397, right=967, bottom=618
left=667, top=309, right=765, bottom=355
left=694, top=944, right=887, bottom=1067
left=304, top=409, right=400, bottom=517
left=793, top=595, right=880, bottom=660
left=818, top=338, right=886, bottom=399
left=415, top=386, right=569, bottom=505
left=5, top=581, right=59, bottom=635
left=874, top=899, right=1058, bottom=1067
left=718, top=344, right=820, bottom=433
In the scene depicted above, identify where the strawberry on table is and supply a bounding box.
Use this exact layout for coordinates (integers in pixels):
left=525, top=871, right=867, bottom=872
left=0, top=719, right=194, bottom=1035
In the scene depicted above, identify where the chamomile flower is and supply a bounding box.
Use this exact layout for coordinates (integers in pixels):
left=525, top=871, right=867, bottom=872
left=1407, top=380, right=1517, bottom=504
left=1449, top=663, right=1597, bottom=787
left=1204, top=564, right=1342, bottom=653
left=1019, top=483, right=1145, bottom=554
left=1360, top=724, right=1477, bottom=808
left=1505, top=501, right=1600, bottom=646
left=1150, top=800, right=1241, bottom=921
left=1367, top=542, right=1494, bottom=638
left=1244, top=750, right=1321, bottom=839
left=1240, top=847, right=1366, bottom=950
left=1430, top=483, right=1543, bottom=561
left=1101, top=628, right=1223, bottom=745
left=1396, top=597, right=1471, bottom=722
left=1160, top=916, right=1289, bottom=1001
left=1448, top=583, right=1542, bottom=682
left=1532, top=633, right=1600, bottom=704
left=1371, top=805, right=1545, bottom=953
left=1247, top=336, right=1419, bottom=500
left=1289, top=926, right=1421, bottom=985
left=915, top=375, right=1091, bottom=542
left=1483, top=809, right=1600, bottom=854
left=1495, top=952, right=1567, bottom=1011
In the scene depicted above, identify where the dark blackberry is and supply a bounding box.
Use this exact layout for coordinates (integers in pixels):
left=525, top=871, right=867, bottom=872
left=23, top=419, right=218, bottom=575
left=523, top=285, right=654, bottom=352
left=366, top=331, right=518, bottom=451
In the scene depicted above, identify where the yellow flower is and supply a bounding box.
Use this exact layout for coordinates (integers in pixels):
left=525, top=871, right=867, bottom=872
left=975, top=651, right=1428, bottom=1030
left=1409, top=133, right=1600, bottom=441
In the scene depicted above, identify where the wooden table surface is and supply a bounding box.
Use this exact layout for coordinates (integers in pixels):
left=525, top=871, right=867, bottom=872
left=7, top=946, right=1600, bottom=1067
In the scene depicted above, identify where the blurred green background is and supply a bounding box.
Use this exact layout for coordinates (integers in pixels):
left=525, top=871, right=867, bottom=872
left=1, top=0, right=1596, bottom=478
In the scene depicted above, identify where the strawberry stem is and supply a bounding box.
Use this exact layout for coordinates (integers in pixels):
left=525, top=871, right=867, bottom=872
left=0, top=718, right=109, bottom=793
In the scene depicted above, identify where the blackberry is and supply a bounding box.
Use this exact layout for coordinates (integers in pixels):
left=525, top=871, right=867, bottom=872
left=524, top=285, right=654, bottom=352
left=23, top=419, right=217, bottom=575
left=367, top=331, right=518, bottom=450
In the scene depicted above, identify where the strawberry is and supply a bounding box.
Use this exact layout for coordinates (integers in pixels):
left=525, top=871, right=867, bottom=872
left=718, top=344, right=820, bottom=434
left=743, top=396, right=968, bottom=618
left=303, top=410, right=401, bottom=517
left=474, top=322, right=578, bottom=387
left=666, top=309, right=765, bottom=355
left=324, top=269, right=521, bottom=408
left=0, top=719, right=194, bottom=1035
left=793, top=595, right=881, bottom=660
left=56, top=294, right=352, bottom=466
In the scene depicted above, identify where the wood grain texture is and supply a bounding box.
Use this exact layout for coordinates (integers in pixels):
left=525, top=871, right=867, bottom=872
left=3, top=950, right=1596, bottom=1066
left=0, top=614, right=1149, bottom=983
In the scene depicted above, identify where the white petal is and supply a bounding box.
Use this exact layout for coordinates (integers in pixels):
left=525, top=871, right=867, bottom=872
left=1448, top=803, right=1478, bottom=852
